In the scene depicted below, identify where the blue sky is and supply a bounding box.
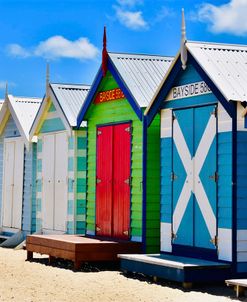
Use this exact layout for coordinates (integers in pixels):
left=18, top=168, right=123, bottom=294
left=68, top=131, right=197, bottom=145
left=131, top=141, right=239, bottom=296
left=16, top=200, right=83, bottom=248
left=0, top=0, right=246, bottom=98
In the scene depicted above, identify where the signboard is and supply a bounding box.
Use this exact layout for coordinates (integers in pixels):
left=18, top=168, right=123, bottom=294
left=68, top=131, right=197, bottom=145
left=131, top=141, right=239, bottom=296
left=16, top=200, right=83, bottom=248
left=94, top=88, right=125, bottom=104
left=166, top=81, right=211, bottom=101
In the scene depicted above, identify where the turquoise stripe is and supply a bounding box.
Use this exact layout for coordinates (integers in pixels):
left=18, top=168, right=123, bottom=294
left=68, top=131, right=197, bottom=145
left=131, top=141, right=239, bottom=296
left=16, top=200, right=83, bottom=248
left=37, top=159, right=42, bottom=172
left=68, top=157, right=74, bottom=171
left=77, top=137, right=87, bottom=149
left=77, top=157, right=86, bottom=171
left=68, top=136, right=74, bottom=150
left=37, top=139, right=42, bottom=153
left=67, top=200, right=73, bottom=215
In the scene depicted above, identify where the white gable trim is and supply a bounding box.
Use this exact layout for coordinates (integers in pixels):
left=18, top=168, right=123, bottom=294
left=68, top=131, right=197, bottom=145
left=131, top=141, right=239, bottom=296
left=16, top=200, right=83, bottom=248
left=29, top=85, right=71, bottom=139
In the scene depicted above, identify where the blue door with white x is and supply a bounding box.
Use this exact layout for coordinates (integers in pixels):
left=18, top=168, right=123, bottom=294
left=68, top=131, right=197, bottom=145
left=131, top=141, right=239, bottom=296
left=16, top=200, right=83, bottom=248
left=172, top=105, right=217, bottom=253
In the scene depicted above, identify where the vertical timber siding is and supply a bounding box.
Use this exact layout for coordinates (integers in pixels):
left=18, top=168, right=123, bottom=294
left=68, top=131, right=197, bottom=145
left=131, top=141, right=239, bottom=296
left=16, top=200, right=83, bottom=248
left=146, top=114, right=160, bottom=252
left=22, top=144, right=36, bottom=233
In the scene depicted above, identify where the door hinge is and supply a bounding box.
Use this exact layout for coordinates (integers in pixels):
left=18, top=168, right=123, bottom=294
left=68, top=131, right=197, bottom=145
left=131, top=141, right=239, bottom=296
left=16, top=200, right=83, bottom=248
left=211, top=107, right=218, bottom=117
left=96, top=178, right=101, bottom=184
left=125, top=126, right=132, bottom=134
left=171, top=172, right=177, bottom=181
left=210, top=235, right=218, bottom=246
left=171, top=231, right=177, bottom=241
left=209, top=172, right=218, bottom=182
left=96, top=226, right=101, bottom=232
left=97, top=130, right=102, bottom=136
left=172, top=113, right=176, bottom=121
left=123, top=230, right=129, bottom=236
left=124, top=177, right=131, bottom=185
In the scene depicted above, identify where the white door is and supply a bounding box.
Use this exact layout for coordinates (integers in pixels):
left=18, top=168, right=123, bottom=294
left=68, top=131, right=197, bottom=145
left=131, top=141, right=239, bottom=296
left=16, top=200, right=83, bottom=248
left=2, top=138, right=24, bottom=229
left=42, top=132, right=68, bottom=232
left=54, top=132, right=68, bottom=231
left=42, top=134, right=55, bottom=230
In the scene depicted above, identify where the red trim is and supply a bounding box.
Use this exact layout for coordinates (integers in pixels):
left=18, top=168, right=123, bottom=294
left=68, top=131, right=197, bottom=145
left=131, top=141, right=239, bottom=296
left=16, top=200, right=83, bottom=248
left=94, top=88, right=125, bottom=104
left=102, top=26, right=108, bottom=77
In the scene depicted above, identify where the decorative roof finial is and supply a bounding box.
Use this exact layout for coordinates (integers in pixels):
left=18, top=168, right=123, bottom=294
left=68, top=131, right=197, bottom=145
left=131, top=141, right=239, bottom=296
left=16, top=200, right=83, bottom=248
left=181, top=8, right=187, bottom=70
left=102, top=26, right=108, bottom=77
left=46, top=62, right=50, bottom=99
left=5, top=82, right=8, bottom=100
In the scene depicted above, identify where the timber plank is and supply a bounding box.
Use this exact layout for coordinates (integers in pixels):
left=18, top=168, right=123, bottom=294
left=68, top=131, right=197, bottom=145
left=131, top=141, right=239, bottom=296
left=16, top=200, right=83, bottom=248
left=26, top=234, right=142, bottom=268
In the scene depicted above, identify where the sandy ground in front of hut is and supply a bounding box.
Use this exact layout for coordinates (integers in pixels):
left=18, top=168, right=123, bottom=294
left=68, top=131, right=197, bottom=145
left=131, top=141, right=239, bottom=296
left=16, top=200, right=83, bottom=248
left=0, top=247, right=239, bottom=302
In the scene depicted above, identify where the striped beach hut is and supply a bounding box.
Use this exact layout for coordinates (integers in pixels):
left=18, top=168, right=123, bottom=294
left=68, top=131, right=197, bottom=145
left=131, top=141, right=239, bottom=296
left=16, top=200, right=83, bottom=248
left=0, top=92, right=41, bottom=246
left=77, top=29, right=173, bottom=253
left=30, top=76, right=90, bottom=235
left=119, top=14, right=247, bottom=281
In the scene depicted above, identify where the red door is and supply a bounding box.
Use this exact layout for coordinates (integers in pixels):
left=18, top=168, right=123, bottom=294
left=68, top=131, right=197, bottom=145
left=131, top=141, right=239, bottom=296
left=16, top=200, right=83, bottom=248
left=96, top=123, right=131, bottom=240
left=95, top=125, right=113, bottom=237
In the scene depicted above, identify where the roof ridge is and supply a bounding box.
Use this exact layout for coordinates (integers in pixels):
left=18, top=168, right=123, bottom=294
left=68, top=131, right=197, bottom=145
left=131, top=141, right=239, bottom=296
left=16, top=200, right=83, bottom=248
left=187, top=40, right=247, bottom=50
left=108, top=52, right=174, bottom=60
left=51, top=82, right=91, bottom=87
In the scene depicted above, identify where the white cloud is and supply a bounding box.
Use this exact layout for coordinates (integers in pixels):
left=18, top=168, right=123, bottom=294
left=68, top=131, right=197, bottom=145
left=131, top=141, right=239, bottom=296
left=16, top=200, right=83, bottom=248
left=197, top=0, right=247, bottom=36
left=115, top=6, right=148, bottom=30
left=153, top=6, right=175, bottom=24
left=117, top=0, right=143, bottom=7
left=7, top=35, right=99, bottom=60
left=7, top=44, right=30, bottom=58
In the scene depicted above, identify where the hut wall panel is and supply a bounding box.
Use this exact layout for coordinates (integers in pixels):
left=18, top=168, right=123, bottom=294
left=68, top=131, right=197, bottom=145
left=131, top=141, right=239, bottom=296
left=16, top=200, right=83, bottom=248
left=85, top=72, right=143, bottom=241
left=236, top=129, right=247, bottom=268
left=160, top=108, right=173, bottom=253
left=22, top=144, right=35, bottom=233
left=31, top=144, right=37, bottom=232
left=74, top=129, right=87, bottom=234
left=0, top=116, right=20, bottom=227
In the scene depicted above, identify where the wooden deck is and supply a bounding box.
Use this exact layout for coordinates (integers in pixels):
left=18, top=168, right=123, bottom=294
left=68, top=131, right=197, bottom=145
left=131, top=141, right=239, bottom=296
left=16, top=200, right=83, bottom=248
left=26, top=234, right=142, bottom=270
left=119, top=254, right=232, bottom=287
left=226, top=279, right=247, bottom=297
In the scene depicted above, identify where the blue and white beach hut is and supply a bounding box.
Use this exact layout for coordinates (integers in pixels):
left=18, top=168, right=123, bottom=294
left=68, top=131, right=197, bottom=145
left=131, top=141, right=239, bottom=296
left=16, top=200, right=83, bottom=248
left=0, top=92, right=41, bottom=246
left=119, top=13, right=247, bottom=281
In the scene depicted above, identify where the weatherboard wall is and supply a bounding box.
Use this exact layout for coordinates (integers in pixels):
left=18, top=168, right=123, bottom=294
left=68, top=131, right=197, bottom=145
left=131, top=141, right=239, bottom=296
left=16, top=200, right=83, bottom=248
left=236, top=102, right=247, bottom=273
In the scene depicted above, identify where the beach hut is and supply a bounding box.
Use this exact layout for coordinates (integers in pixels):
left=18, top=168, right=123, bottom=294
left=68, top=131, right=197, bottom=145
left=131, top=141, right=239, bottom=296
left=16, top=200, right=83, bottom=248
left=77, top=29, right=173, bottom=253
left=119, top=13, right=247, bottom=281
left=30, top=72, right=90, bottom=235
left=0, top=91, right=41, bottom=246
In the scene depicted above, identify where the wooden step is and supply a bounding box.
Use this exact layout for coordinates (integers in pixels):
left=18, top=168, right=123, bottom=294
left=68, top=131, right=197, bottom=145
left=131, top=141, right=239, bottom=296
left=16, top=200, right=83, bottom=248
left=119, top=253, right=232, bottom=285
left=26, top=234, right=142, bottom=270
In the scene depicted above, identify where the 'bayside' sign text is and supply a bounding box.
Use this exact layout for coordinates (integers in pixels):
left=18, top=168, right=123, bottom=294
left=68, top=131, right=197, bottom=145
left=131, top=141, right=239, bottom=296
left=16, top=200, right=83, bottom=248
left=94, top=88, right=125, bottom=104
left=166, top=81, right=211, bottom=101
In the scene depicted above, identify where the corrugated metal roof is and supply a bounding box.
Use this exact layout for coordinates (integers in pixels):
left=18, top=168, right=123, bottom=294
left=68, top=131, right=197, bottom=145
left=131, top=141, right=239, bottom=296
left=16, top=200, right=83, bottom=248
left=187, top=41, right=247, bottom=102
left=109, top=52, right=174, bottom=107
left=50, top=83, right=90, bottom=126
left=8, top=95, right=42, bottom=139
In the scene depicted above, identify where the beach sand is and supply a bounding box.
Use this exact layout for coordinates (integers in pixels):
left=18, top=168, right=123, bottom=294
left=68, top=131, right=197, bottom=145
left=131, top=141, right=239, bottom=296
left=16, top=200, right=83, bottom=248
left=0, top=247, right=237, bottom=302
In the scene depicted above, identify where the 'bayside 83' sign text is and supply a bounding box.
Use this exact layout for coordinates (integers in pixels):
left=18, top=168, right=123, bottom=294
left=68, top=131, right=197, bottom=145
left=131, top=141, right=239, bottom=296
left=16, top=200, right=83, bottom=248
left=166, top=81, right=211, bottom=101
left=94, top=88, right=125, bottom=104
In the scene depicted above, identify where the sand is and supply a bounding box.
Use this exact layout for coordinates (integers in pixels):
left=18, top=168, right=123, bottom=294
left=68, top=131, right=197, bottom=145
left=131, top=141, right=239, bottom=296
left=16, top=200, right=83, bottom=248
left=0, top=247, right=238, bottom=302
